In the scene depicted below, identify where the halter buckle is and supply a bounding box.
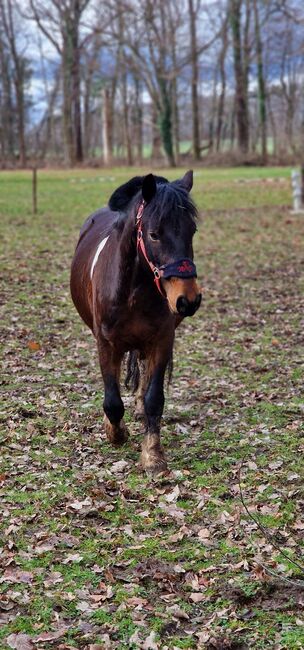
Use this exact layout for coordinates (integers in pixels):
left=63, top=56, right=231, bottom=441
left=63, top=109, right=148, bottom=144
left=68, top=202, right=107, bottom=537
left=135, top=200, right=145, bottom=225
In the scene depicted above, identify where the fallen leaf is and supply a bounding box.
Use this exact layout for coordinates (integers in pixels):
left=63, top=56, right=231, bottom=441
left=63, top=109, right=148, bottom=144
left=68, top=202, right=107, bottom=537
left=1, top=569, right=34, bottom=584
left=198, top=527, right=210, bottom=539
left=111, top=460, right=128, bottom=473
left=190, top=592, right=205, bottom=603
left=126, top=596, right=148, bottom=609
left=167, top=604, right=189, bottom=620
left=7, top=634, right=33, bottom=649
left=62, top=553, right=83, bottom=564
left=27, top=341, right=41, bottom=352
left=33, top=628, right=69, bottom=643
left=269, top=460, right=283, bottom=470
left=142, top=630, right=159, bottom=649
left=165, top=485, right=180, bottom=503
left=287, top=472, right=299, bottom=481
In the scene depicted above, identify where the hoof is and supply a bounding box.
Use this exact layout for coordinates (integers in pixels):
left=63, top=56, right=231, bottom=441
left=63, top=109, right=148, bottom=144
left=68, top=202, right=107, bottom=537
left=104, top=416, right=129, bottom=447
left=140, top=433, right=167, bottom=475
left=142, top=457, right=168, bottom=477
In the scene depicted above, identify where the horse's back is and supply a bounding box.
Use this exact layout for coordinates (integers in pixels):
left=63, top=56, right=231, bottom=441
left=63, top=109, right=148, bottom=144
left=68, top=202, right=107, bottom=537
left=77, top=207, right=116, bottom=248
left=70, top=207, right=117, bottom=332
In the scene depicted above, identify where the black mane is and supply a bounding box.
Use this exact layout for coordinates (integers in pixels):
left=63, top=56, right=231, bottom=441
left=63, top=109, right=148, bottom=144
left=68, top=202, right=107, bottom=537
left=109, top=175, right=168, bottom=212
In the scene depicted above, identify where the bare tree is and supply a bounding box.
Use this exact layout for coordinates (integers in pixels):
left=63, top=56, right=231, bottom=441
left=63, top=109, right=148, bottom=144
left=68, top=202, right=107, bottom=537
left=253, top=0, right=267, bottom=162
left=0, top=28, right=14, bottom=163
left=26, top=0, right=91, bottom=165
left=188, top=0, right=201, bottom=161
left=0, top=0, right=31, bottom=166
left=215, top=12, right=229, bottom=152
left=229, top=0, right=250, bottom=153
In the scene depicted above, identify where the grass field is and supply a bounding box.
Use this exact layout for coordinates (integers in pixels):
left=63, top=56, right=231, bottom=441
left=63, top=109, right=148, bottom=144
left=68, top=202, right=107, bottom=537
left=0, top=166, right=304, bottom=649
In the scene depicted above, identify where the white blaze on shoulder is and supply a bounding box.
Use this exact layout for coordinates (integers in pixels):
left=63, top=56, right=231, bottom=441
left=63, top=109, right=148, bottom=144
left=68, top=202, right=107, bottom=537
left=90, top=236, right=109, bottom=279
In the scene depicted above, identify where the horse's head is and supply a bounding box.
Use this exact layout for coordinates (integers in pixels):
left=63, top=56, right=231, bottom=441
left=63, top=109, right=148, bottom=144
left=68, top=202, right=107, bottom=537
left=108, top=170, right=202, bottom=317
left=138, top=171, right=202, bottom=317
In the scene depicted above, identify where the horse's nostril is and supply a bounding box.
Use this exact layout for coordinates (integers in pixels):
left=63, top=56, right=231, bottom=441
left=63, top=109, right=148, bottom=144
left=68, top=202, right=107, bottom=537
left=176, top=294, right=202, bottom=317
left=176, top=296, right=189, bottom=315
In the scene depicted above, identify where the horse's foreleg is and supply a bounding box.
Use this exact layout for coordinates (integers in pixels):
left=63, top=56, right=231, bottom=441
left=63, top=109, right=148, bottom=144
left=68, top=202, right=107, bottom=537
left=97, top=339, right=129, bottom=446
left=141, top=361, right=168, bottom=475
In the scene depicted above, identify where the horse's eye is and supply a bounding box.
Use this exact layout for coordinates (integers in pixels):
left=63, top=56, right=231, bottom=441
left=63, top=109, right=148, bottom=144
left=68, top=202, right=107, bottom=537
left=149, top=232, right=159, bottom=242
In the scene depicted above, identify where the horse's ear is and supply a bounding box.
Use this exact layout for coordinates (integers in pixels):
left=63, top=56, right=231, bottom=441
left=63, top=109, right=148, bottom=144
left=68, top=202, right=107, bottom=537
left=180, top=170, right=193, bottom=192
left=109, top=176, right=144, bottom=211
left=142, top=174, right=157, bottom=203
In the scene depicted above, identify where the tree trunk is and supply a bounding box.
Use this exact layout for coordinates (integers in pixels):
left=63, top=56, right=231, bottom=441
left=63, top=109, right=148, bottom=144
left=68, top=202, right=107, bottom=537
left=253, top=0, right=267, bottom=163
left=1, top=0, right=27, bottom=165
left=267, top=94, right=277, bottom=157
left=151, top=103, right=162, bottom=160
left=229, top=0, right=249, bottom=154
left=171, top=77, right=180, bottom=164
left=216, top=18, right=228, bottom=152
left=83, top=75, right=91, bottom=158
left=188, top=0, right=200, bottom=160
left=15, top=79, right=26, bottom=166
left=62, top=49, right=75, bottom=165
left=133, top=76, right=143, bottom=164
left=158, top=78, right=175, bottom=167
left=0, top=37, right=14, bottom=162
left=102, top=86, right=113, bottom=165
left=121, top=71, right=132, bottom=165
left=72, top=37, right=83, bottom=162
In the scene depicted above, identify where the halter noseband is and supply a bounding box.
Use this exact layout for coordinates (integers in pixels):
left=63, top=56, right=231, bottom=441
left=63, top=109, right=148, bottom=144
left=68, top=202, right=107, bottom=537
left=135, top=200, right=197, bottom=299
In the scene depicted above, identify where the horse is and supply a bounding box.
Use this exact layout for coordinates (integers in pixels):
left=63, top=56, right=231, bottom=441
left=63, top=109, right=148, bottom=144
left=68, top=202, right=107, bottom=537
left=70, top=170, right=202, bottom=475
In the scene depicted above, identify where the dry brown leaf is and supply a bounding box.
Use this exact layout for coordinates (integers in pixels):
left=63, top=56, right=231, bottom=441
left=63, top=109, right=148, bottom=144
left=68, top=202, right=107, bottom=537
left=27, top=341, right=41, bottom=352
left=7, top=634, right=33, bottom=650
left=62, top=553, right=83, bottom=564
left=1, top=569, right=34, bottom=584
left=142, top=630, right=159, bottom=650
left=190, top=592, right=206, bottom=603
left=111, top=460, right=128, bottom=473
left=126, top=596, right=148, bottom=609
left=167, top=604, right=189, bottom=620
left=33, top=628, right=69, bottom=643
left=197, top=527, right=210, bottom=539
left=164, top=485, right=180, bottom=503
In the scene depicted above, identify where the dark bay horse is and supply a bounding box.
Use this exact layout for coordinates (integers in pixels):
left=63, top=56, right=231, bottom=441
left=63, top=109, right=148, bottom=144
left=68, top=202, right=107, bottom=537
left=70, top=171, right=201, bottom=474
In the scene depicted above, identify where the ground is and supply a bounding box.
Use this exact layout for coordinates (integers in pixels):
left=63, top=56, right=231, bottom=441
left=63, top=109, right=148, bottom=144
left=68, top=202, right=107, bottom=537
left=0, top=167, right=303, bottom=650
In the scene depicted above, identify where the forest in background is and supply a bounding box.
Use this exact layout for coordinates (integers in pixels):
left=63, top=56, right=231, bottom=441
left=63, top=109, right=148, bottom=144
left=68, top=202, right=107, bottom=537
left=0, top=0, right=303, bottom=168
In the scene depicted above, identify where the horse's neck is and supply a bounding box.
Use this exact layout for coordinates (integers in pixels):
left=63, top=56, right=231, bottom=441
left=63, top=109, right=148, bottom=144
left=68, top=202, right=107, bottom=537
left=111, top=215, right=137, bottom=300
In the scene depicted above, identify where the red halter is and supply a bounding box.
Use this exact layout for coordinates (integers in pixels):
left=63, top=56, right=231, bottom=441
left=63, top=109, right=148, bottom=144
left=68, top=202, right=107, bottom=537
left=135, top=200, right=166, bottom=298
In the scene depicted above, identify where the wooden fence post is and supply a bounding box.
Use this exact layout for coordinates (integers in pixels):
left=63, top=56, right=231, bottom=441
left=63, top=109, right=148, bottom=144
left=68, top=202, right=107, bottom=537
left=32, top=167, right=37, bottom=215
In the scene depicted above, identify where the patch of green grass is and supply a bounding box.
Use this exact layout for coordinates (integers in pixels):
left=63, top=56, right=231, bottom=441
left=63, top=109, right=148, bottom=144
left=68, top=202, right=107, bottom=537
left=0, top=166, right=303, bottom=649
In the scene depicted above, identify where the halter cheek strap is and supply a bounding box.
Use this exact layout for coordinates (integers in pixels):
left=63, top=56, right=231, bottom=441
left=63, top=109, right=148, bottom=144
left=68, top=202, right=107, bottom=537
left=135, top=200, right=197, bottom=299
left=136, top=201, right=165, bottom=297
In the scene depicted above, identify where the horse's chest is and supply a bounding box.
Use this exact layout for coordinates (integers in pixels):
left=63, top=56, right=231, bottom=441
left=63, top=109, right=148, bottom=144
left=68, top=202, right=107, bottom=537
left=101, top=310, right=167, bottom=352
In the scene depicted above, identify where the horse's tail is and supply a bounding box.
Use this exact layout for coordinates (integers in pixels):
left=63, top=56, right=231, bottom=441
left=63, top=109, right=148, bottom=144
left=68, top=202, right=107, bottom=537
left=125, top=351, right=140, bottom=393
left=125, top=351, right=173, bottom=393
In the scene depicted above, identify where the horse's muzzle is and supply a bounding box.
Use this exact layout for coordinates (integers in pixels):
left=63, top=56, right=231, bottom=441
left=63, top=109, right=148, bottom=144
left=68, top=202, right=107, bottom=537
left=176, top=293, right=202, bottom=317
left=163, top=277, right=202, bottom=317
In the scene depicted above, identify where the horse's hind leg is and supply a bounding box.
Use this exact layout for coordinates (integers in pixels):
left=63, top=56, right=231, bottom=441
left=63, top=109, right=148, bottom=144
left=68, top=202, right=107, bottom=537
left=134, top=360, right=149, bottom=419
left=97, top=338, right=129, bottom=446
